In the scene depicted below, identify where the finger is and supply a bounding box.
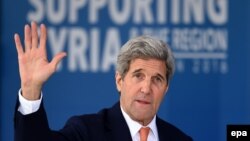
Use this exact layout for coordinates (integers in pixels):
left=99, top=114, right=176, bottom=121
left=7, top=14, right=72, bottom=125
left=39, top=24, right=47, bottom=55
left=31, top=21, right=38, bottom=50
left=50, top=52, right=67, bottom=71
left=24, top=24, right=31, bottom=52
left=14, top=34, right=24, bottom=56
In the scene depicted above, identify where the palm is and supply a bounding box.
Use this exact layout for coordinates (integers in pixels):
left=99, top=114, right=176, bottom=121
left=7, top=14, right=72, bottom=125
left=18, top=46, right=52, bottom=87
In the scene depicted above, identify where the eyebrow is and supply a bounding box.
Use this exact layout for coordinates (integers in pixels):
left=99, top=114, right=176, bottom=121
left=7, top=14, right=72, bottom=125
left=132, top=68, right=143, bottom=74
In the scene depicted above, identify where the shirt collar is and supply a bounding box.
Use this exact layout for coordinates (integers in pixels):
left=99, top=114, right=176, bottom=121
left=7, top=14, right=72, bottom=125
left=120, top=105, right=158, bottom=139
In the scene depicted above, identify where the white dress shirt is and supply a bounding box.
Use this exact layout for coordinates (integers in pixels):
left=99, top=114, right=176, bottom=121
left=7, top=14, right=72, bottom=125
left=18, top=90, right=159, bottom=141
left=18, top=89, right=42, bottom=115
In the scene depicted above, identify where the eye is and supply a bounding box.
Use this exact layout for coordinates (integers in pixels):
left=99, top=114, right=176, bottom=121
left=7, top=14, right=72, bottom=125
left=154, top=76, right=162, bottom=82
left=152, top=76, right=164, bottom=85
left=133, top=73, right=143, bottom=80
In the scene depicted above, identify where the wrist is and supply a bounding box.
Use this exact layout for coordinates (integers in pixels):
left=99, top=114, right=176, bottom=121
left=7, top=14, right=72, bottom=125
left=21, top=84, right=42, bottom=100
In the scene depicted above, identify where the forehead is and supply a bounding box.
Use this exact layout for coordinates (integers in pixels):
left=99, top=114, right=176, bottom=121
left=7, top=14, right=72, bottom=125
left=128, top=58, right=167, bottom=76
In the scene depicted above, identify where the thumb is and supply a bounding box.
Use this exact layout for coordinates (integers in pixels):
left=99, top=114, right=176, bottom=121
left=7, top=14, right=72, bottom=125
left=50, top=52, right=67, bottom=71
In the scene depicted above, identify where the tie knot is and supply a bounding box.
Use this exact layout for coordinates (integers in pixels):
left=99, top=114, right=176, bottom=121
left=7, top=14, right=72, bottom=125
left=139, top=127, right=150, bottom=141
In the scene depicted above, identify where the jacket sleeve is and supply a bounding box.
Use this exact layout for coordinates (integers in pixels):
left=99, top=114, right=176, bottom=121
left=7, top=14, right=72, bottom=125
left=14, top=98, right=90, bottom=141
left=14, top=98, right=71, bottom=141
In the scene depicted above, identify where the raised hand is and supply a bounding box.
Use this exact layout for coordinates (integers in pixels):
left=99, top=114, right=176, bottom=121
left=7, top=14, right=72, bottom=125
left=14, top=22, right=66, bottom=100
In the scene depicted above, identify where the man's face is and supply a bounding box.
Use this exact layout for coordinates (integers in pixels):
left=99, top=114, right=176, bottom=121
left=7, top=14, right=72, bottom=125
left=116, top=58, right=169, bottom=125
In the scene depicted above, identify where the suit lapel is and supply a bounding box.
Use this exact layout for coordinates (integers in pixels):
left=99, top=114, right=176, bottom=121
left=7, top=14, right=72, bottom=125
left=157, top=117, right=171, bottom=141
left=104, top=102, right=132, bottom=141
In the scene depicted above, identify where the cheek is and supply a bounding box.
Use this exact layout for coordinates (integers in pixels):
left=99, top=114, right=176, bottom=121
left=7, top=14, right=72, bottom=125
left=123, top=86, right=135, bottom=100
left=121, top=83, right=141, bottom=106
left=153, top=89, right=166, bottom=106
left=123, top=80, right=136, bottom=93
left=120, top=83, right=133, bottom=101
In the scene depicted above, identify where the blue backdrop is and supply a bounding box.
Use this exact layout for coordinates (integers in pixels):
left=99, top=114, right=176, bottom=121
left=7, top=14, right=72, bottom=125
left=1, top=0, right=250, bottom=140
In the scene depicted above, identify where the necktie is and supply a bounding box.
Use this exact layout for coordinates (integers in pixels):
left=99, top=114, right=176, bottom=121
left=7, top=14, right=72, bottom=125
left=139, top=127, right=150, bottom=141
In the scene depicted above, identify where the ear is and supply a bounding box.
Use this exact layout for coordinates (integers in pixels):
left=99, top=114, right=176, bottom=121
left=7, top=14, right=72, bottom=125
left=115, top=71, right=123, bottom=92
left=165, top=84, right=169, bottom=94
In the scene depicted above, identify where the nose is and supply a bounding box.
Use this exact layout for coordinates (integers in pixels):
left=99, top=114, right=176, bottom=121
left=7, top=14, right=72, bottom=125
left=140, top=79, right=152, bottom=94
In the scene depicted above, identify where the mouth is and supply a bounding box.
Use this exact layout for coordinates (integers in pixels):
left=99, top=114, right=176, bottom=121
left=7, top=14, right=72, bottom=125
left=136, top=100, right=151, bottom=105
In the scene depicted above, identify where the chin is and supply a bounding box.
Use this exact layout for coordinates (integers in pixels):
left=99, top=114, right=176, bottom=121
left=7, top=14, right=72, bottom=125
left=132, top=113, right=153, bottom=122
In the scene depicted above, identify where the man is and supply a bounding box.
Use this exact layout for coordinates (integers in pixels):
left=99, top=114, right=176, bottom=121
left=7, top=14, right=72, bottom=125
left=14, top=22, right=192, bottom=141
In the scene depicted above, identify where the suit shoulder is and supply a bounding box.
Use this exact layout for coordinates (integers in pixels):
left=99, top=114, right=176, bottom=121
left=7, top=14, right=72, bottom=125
left=65, top=107, right=110, bottom=129
left=59, top=108, right=111, bottom=140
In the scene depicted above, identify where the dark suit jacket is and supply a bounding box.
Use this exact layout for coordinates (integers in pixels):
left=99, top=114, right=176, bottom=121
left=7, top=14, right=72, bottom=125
left=14, top=101, right=192, bottom=141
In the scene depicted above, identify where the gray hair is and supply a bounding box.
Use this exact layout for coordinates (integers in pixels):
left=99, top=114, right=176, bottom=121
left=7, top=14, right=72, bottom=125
left=116, top=36, right=175, bottom=83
